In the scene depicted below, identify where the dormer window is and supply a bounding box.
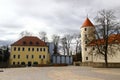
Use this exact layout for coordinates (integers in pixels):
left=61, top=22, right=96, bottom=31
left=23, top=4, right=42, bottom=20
left=23, top=41, right=26, bottom=45
left=36, top=42, right=39, bottom=45
left=29, top=41, right=33, bottom=45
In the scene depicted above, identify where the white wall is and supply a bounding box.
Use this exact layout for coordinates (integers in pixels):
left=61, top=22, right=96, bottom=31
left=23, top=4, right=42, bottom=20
left=92, top=44, right=120, bottom=63
left=81, top=27, right=95, bottom=62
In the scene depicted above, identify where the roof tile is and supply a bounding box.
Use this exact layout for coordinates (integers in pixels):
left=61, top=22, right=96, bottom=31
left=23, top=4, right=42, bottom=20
left=11, top=36, right=47, bottom=46
left=81, top=18, right=94, bottom=27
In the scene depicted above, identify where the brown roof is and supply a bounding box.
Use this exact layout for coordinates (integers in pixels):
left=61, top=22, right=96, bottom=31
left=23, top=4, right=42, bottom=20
left=81, top=18, right=94, bottom=27
left=88, top=34, right=120, bottom=46
left=11, top=36, right=47, bottom=46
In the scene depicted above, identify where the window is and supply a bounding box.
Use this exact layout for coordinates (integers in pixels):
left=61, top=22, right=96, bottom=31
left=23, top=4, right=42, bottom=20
left=18, top=55, right=20, bottom=59
left=43, top=55, right=45, bottom=59
left=32, top=55, right=34, bottom=59
left=93, top=47, right=95, bottom=50
left=36, top=42, right=39, bottom=45
left=86, top=57, right=88, bottom=60
left=13, top=62, right=15, bottom=65
left=26, top=55, right=28, bottom=59
left=40, top=48, right=42, bottom=51
left=85, top=34, right=87, bottom=38
left=85, top=41, right=87, bottom=44
left=23, top=41, right=26, bottom=45
left=13, top=55, right=16, bottom=59
left=84, top=28, right=87, bottom=31
left=18, top=62, right=20, bottom=65
left=43, top=48, right=45, bottom=51
left=32, top=48, right=34, bottom=51
left=85, top=48, right=87, bottom=51
left=18, top=47, right=20, bottom=51
left=29, top=41, right=33, bottom=45
left=37, top=48, right=39, bottom=51
left=28, top=48, right=30, bottom=51
left=39, top=55, right=41, bottom=59
left=14, top=47, right=16, bottom=51
left=22, top=47, right=25, bottom=51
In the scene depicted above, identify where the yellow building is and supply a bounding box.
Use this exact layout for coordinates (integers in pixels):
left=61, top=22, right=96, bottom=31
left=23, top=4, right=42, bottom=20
left=10, top=36, right=50, bottom=66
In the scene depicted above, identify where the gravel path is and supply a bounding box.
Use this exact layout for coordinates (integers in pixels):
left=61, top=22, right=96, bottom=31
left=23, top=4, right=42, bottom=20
left=0, top=66, right=120, bottom=80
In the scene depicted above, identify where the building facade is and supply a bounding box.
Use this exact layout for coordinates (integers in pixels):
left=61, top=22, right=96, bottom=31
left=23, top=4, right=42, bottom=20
left=80, top=18, right=120, bottom=63
left=10, top=36, right=50, bottom=66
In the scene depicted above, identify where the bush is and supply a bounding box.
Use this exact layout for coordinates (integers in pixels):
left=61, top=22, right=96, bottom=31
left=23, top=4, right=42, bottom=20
left=33, top=62, right=38, bottom=65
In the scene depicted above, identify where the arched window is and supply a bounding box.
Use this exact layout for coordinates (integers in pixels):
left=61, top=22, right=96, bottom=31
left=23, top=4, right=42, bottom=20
left=13, top=62, right=15, bottom=65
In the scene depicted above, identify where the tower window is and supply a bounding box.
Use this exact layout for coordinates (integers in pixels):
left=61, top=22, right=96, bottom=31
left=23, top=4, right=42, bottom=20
left=84, top=28, right=87, bottom=31
left=85, top=34, right=87, bottom=37
left=85, top=41, right=87, bottom=44
left=85, top=48, right=87, bottom=51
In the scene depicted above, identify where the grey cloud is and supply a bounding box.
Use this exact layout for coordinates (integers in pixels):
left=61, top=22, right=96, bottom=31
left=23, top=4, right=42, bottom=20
left=0, top=0, right=120, bottom=41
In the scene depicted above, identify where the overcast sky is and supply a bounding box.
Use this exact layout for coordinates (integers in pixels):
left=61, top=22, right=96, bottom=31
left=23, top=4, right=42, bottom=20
left=0, top=0, right=120, bottom=41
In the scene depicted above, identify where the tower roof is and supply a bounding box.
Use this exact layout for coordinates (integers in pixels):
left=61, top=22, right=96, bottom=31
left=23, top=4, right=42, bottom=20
left=81, top=17, right=94, bottom=27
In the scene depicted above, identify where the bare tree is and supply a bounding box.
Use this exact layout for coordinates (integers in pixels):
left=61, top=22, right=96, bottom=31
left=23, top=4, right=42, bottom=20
left=52, top=35, right=60, bottom=55
left=93, top=9, right=120, bottom=67
left=73, top=33, right=81, bottom=54
left=39, top=31, right=48, bottom=42
left=62, top=34, right=73, bottom=55
left=20, top=31, right=32, bottom=37
left=60, top=37, right=66, bottom=55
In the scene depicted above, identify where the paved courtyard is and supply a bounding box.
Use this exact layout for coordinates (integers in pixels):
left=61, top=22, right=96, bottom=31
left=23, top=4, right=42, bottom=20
left=0, top=66, right=120, bottom=80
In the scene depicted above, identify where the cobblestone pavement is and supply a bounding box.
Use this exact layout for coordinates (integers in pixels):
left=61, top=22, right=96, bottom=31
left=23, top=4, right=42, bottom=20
left=0, top=66, right=120, bottom=80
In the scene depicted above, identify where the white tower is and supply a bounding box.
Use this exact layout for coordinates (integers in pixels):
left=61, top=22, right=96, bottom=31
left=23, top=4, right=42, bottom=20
left=81, top=18, right=95, bottom=62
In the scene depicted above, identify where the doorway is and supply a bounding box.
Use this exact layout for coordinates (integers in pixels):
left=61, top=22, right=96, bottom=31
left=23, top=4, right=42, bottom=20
left=28, top=61, right=32, bottom=66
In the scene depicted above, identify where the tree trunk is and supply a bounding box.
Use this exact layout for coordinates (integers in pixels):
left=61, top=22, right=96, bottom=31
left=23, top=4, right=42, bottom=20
left=104, top=53, right=108, bottom=67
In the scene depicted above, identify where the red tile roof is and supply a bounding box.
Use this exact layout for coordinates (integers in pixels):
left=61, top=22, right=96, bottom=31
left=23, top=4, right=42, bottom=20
left=88, top=34, right=120, bottom=46
left=11, top=36, right=47, bottom=46
left=81, top=18, right=94, bottom=27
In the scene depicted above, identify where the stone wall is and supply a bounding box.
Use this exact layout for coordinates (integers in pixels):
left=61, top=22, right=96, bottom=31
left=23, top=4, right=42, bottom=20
left=74, top=62, right=120, bottom=68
